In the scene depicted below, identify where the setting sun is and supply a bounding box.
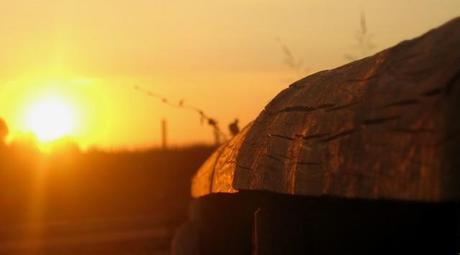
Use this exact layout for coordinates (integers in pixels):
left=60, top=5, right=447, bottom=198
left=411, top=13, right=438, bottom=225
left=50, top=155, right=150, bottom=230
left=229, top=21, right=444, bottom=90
left=24, top=96, right=77, bottom=142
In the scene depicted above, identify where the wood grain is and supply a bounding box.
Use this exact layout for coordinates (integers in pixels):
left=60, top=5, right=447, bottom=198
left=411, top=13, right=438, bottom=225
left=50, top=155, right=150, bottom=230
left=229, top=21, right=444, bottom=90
left=192, top=17, right=460, bottom=202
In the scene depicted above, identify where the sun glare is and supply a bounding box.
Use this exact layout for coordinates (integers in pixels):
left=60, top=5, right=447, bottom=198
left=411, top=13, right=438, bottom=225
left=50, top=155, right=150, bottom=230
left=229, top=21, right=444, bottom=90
left=24, top=96, right=77, bottom=142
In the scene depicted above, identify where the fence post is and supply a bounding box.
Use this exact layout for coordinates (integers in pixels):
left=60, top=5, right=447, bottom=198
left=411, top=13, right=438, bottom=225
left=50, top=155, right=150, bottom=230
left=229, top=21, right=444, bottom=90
left=161, top=118, right=168, bottom=150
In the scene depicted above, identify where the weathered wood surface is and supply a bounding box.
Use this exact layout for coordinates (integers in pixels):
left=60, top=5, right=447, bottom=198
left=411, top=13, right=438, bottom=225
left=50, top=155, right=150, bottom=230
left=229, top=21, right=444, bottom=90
left=191, top=123, right=252, bottom=197
left=192, top=17, right=460, bottom=201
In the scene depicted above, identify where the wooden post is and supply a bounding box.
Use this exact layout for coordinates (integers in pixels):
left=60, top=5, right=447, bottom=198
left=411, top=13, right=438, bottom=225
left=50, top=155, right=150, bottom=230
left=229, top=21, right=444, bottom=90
left=213, top=128, right=220, bottom=147
left=161, top=118, right=168, bottom=150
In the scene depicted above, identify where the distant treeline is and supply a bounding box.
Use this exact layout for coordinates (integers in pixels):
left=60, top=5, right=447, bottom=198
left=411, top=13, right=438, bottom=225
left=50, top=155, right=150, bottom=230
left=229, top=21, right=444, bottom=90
left=0, top=144, right=214, bottom=225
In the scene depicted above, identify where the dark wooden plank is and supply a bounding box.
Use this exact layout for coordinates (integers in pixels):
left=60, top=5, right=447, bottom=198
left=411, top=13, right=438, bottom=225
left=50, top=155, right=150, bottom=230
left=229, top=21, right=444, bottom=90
left=251, top=193, right=458, bottom=255
left=190, top=192, right=459, bottom=255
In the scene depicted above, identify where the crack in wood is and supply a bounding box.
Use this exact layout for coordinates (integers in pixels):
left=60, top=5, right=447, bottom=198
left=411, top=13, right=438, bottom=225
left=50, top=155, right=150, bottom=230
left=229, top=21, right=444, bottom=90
left=269, top=134, right=295, bottom=141
left=384, top=99, right=420, bottom=108
left=275, top=104, right=335, bottom=114
left=301, top=133, right=329, bottom=140
left=236, top=164, right=253, bottom=171
left=297, top=161, right=322, bottom=166
left=362, top=116, right=400, bottom=125
left=421, top=87, right=444, bottom=97
left=320, top=129, right=357, bottom=142
left=267, top=153, right=289, bottom=163
left=391, top=128, right=436, bottom=134
left=326, top=101, right=360, bottom=112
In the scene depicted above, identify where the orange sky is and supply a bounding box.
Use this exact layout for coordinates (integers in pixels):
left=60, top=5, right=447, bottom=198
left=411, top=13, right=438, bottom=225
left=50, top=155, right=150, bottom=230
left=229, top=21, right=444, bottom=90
left=0, top=0, right=459, bottom=149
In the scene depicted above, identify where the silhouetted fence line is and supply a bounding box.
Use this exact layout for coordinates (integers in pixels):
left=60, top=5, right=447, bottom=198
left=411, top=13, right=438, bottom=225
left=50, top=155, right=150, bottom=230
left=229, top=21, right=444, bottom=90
left=161, top=118, right=168, bottom=150
left=133, top=85, right=228, bottom=146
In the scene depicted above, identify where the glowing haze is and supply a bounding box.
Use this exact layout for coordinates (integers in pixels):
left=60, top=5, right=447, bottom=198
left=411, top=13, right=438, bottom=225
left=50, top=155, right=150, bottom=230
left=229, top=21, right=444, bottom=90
left=0, top=0, right=459, bottom=149
left=24, top=95, right=77, bottom=142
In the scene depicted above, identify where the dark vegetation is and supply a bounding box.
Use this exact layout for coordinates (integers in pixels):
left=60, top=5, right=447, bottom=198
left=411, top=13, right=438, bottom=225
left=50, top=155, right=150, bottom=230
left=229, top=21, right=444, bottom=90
left=0, top=125, right=214, bottom=254
left=344, top=13, right=376, bottom=61
left=0, top=145, right=213, bottom=224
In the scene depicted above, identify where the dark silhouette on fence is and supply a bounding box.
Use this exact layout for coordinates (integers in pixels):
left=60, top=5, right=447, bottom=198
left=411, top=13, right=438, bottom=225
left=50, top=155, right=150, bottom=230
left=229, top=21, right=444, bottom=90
left=133, top=85, right=229, bottom=146
left=228, top=118, right=240, bottom=136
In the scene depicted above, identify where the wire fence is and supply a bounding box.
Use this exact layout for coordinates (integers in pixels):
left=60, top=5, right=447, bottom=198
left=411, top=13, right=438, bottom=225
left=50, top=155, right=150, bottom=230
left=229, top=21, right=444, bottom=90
left=133, top=85, right=229, bottom=145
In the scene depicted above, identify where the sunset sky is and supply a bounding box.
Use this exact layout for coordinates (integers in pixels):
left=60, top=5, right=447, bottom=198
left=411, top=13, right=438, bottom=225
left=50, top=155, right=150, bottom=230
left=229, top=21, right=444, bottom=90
left=0, top=0, right=459, bottom=149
